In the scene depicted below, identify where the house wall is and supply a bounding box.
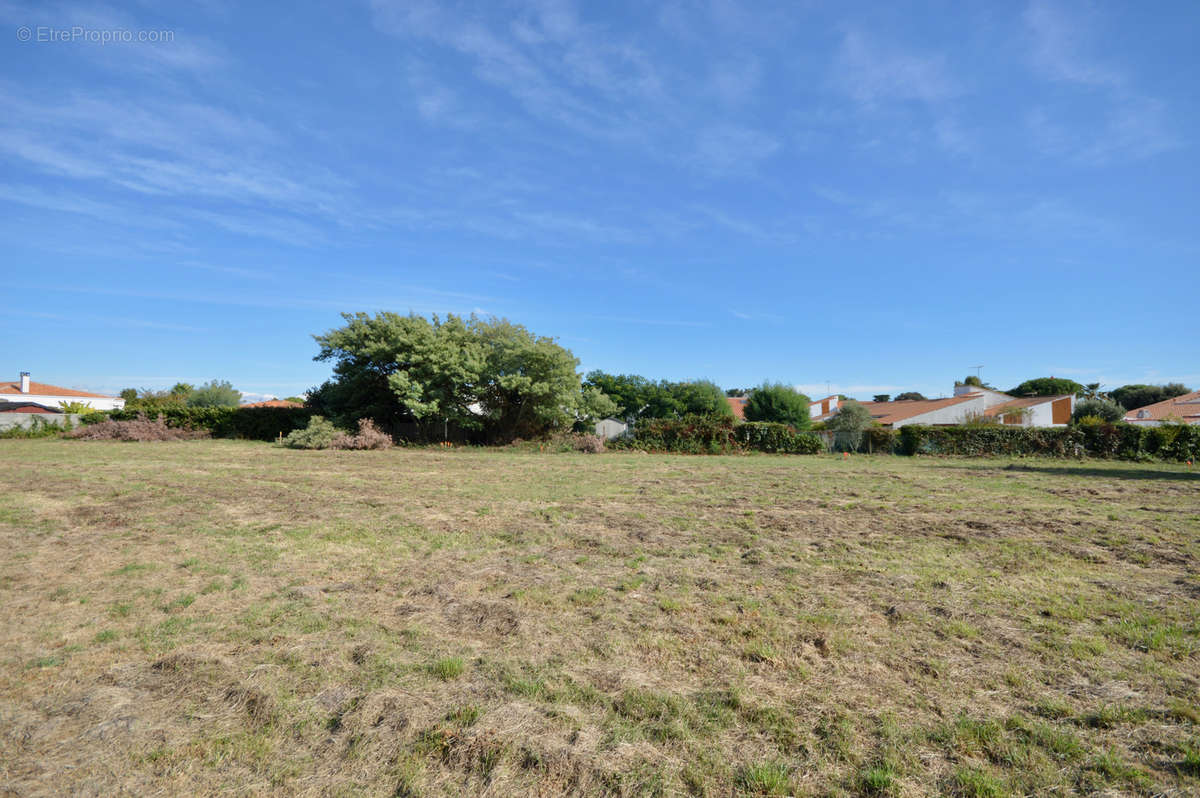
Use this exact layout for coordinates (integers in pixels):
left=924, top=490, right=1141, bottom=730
left=4, top=394, right=124, bottom=411
left=0, top=413, right=85, bottom=431
left=893, top=396, right=987, bottom=428
left=594, top=418, right=629, bottom=440
left=952, top=386, right=1013, bottom=409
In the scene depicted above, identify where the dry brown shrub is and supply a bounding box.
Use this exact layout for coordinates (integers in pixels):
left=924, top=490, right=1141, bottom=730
left=66, top=413, right=208, bottom=442
left=331, top=418, right=394, bottom=450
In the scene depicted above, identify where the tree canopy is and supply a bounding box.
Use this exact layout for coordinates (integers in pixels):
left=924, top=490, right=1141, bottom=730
left=1008, top=377, right=1085, bottom=397
left=1109, top=383, right=1190, bottom=411
left=744, top=383, right=812, bottom=429
left=894, top=391, right=927, bottom=401
left=310, top=312, right=609, bottom=442
left=188, top=380, right=242, bottom=408
left=582, top=372, right=732, bottom=421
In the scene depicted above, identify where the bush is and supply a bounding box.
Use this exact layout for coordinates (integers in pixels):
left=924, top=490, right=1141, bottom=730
left=330, top=418, right=394, bottom=450
left=66, top=414, right=209, bottom=442
left=617, top=415, right=822, bottom=455
left=626, top=414, right=741, bottom=454
left=106, top=406, right=313, bottom=440
left=828, top=401, right=874, bottom=452
left=743, top=384, right=812, bottom=429
left=899, top=422, right=1200, bottom=462
left=282, top=416, right=339, bottom=449
left=1072, top=398, right=1123, bottom=423
left=735, top=422, right=822, bottom=453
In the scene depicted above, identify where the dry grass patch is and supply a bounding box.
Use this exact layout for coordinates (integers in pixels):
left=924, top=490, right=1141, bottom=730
left=0, top=440, right=1197, bottom=796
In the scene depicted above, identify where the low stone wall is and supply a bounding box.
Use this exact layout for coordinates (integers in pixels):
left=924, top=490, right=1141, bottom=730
left=0, top=413, right=84, bottom=431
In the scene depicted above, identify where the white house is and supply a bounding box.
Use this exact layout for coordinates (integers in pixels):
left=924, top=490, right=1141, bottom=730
left=810, top=383, right=1074, bottom=428
left=0, top=372, right=125, bottom=411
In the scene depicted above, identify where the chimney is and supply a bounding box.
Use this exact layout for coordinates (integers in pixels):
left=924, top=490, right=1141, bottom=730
left=19, top=372, right=30, bottom=393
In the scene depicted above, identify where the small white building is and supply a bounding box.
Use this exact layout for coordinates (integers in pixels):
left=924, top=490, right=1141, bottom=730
left=0, top=372, right=125, bottom=411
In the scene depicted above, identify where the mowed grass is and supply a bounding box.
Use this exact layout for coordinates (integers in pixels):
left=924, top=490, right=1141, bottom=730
left=0, top=440, right=1197, bottom=797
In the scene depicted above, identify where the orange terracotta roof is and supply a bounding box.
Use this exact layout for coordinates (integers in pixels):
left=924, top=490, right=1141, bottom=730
left=726, top=396, right=747, bottom=420
left=0, top=379, right=115, bottom=399
left=813, top=395, right=980, bottom=425
left=983, top=395, right=1069, bottom=416
left=1123, top=390, right=1200, bottom=423
left=241, top=399, right=305, bottom=409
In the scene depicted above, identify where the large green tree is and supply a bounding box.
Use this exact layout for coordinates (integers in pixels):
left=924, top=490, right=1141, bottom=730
left=472, top=317, right=591, bottom=441
left=311, top=312, right=605, bottom=442
left=1008, top=377, right=1085, bottom=397
left=1109, top=383, right=1190, bottom=411
left=744, top=383, right=812, bottom=429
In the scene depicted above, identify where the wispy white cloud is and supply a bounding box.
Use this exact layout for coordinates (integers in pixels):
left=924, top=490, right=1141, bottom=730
left=1022, top=0, right=1178, bottom=164
left=833, top=30, right=960, bottom=107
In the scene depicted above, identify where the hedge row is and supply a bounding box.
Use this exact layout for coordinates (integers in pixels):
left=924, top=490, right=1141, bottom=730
left=618, top=415, right=822, bottom=455
left=103, top=406, right=314, bottom=441
left=899, top=422, right=1199, bottom=461
left=735, top=421, right=824, bottom=454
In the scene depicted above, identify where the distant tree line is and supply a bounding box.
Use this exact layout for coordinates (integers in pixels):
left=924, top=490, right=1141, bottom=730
left=119, top=380, right=242, bottom=410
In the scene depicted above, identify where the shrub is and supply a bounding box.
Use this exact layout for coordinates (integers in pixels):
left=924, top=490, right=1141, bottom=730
left=330, top=418, right=394, bottom=450
left=282, top=416, right=339, bottom=449
left=899, top=422, right=1200, bottom=462
left=828, top=401, right=874, bottom=452
left=627, top=414, right=740, bottom=454
left=66, top=414, right=209, bottom=442
left=106, top=406, right=313, bottom=440
left=1072, top=398, right=1124, bottom=423
left=735, top=422, right=822, bottom=453
left=743, top=383, right=812, bottom=429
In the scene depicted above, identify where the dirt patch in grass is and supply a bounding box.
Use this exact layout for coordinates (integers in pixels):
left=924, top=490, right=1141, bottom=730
left=0, top=440, right=1197, bottom=796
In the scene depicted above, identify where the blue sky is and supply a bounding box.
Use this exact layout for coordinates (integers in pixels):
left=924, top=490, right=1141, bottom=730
left=2, top=0, right=1196, bottom=402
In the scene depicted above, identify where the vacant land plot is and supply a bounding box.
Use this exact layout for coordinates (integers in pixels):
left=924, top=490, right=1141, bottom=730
left=0, top=441, right=1197, bottom=797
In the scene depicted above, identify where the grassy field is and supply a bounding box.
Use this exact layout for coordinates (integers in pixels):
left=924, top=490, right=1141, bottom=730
left=1, top=440, right=1197, bottom=797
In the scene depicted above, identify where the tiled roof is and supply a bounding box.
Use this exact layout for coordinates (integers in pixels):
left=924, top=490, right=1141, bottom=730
left=242, top=399, right=305, bottom=409
left=1123, top=390, right=1200, bottom=423
left=0, top=380, right=114, bottom=399
left=982, top=395, right=1070, bottom=417
left=726, top=396, right=747, bottom=420
left=813, top=394, right=979, bottom=425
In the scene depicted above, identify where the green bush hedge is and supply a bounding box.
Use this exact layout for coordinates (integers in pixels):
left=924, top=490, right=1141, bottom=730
left=899, top=423, right=1199, bottom=462
left=105, top=406, right=313, bottom=441
left=735, top=422, right=823, bottom=454
left=616, top=415, right=822, bottom=455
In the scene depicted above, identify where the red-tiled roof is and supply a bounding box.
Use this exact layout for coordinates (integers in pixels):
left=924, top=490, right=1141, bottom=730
left=813, top=395, right=980, bottom=425
left=0, top=380, right=114, bottom=399
left=242, top=399, right=304, bottom=409
left=1123, top=390, right=1200, bottom=423
left=726, top=396, right=747, bottom=420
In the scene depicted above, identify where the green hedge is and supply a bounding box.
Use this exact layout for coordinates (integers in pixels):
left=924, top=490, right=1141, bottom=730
left=105, top=406, right=313, bottom=441
left=899, top=422, right=1199, bottom=462
left=618, top=415, right=821, bottom=455
left=735, top=422, right=823, bottom=454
